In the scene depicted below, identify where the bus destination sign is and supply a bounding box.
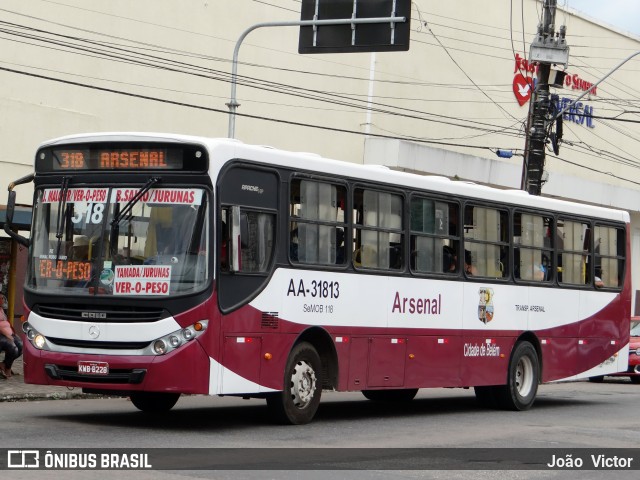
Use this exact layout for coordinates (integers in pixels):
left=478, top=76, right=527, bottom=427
left=51, top=148, right=181, bottom=171
left=35, top=142, right=209, bottom=173
left=37, top=258, right=91, bottom=282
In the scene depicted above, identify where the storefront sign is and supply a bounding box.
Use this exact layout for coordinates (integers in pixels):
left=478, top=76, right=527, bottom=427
left=551, top=95, right=596, bottom=128
left=512, top=54, right=596, bottom=128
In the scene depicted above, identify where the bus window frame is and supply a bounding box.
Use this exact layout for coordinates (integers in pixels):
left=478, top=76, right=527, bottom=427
left=556, top=215, right=594, bottom=289
left=462, top=201, right=510, bottom=282
left=351, top=182, right=406, bottom=274
left=408, top=193, right=461, bottom=278
left=592, top=221, right=626, bottom=291
left=287, top=174, right=349, bottom=270
left=512, top=208, right=555, bottom=286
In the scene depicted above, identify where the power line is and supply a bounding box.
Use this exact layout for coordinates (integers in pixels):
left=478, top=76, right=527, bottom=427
left=0, top=64, right=506, bottom=152
left=1, top=1, right=638, bottom=177
left=0, top=20, right=527, bottom=138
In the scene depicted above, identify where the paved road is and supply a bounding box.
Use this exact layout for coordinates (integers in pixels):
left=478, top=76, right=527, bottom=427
left=1, top=375, right=639, bottom=479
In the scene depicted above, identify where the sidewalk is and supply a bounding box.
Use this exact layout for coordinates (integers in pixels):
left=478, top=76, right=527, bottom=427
left=0, top=356, right=93, bottom=402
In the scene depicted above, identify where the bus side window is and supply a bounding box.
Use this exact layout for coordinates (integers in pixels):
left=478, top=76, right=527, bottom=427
left=464, top=205, right=509, bottom=279
left=513, top=213, right=553, bottom=282
left=409, top=197, right=459, bottom=275
left=289, top=179, right=346, bottom=266
left=354, top=188, right=403, bottom=270
left=238, top=211, right=273, bottom=272
left=557, top=219, right=590, bottom=286
left=594, top=224, right=625, bottom=288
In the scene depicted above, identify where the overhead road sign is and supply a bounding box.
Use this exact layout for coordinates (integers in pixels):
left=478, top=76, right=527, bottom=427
left=298, top=0, right=411, bottom=54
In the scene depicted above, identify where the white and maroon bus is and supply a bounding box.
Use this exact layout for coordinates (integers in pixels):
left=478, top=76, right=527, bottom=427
left=4, top=132, right=631, bottom=424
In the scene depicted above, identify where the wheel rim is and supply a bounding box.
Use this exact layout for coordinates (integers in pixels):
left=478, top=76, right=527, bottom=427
left=289, top=360, right=317, bottom=409
left=515, top=355, right=534, bottom=398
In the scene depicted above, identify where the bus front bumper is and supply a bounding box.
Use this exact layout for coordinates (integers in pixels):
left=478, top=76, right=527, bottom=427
left=22, top=338, right=211, bottom=395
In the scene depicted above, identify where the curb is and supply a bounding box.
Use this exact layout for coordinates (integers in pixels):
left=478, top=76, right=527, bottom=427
left=0, top=391, right=106, bottom=402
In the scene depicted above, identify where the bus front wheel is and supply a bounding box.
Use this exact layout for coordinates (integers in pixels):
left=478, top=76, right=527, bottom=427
left=130, top=392, right=180, bottom=413
left=266, top=342, right=322, bottom=425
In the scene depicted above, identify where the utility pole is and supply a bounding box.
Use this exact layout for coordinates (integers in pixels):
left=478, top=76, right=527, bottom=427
left=521, top=0, right=568, bottom=195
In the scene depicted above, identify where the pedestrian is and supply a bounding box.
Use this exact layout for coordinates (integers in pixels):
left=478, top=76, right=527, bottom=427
left=0, top=293, right=22, bottom=379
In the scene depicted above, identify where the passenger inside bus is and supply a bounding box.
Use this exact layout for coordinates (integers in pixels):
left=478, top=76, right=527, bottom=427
left=443, top=245, right=457, bottom=273
left=335, top=228, right=345, bottom=264
left=290, top=227, right=299, bottom=262
left=464, top=250, right=478, bottom=275
left=71, top=235, right=90, bottom=261
left=595, top=266, right=605, bottom=288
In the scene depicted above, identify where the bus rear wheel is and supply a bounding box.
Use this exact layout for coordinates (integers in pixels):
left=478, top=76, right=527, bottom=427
left=497, top=341, right=539, bottom=411
left=362, top=389, right=418, bottom=402
left=130, top=392, right=180, bottom=413
left=266, top=342, right=322, bottom=425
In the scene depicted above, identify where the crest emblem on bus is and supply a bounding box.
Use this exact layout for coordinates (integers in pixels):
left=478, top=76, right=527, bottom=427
left=478, top=287, right=494, bottom=324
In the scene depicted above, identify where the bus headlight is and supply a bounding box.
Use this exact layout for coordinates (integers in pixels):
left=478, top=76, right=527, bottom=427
left=23, top=323, right=48, bottom=350
left=34, top=334, right=47, bottom=350
left=153, top=340, right=167, bottom=355
left=148, top=320, right=208, bottom=356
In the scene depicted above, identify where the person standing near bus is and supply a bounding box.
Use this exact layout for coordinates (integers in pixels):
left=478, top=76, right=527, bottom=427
left=0, top=294, right=22, bottom=379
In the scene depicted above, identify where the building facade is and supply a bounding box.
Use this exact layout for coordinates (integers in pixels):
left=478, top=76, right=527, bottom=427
left=1, top=0, right=639, bottom=307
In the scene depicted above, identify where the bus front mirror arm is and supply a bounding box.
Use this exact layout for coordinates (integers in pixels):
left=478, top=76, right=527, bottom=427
left=4, top=176, right=33, bottom=247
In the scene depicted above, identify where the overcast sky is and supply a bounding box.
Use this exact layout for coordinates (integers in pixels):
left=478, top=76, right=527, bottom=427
left=568, top=0, right=640, bottom=36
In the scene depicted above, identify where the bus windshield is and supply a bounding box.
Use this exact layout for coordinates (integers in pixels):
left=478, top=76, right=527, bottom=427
left=27, top=185, right=210, bottom=297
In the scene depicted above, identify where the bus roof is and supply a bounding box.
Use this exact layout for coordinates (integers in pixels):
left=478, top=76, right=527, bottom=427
left=40, top=132, right=630, bottom=224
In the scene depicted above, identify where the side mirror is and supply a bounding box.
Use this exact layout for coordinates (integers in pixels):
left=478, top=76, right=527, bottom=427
left=4, top=190, right=30, bottom=247
left=6, top=190, right=16, bottom=224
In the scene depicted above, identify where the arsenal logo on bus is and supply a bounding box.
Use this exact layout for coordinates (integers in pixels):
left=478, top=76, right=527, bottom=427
left=478, top=287, right=494, bottom=324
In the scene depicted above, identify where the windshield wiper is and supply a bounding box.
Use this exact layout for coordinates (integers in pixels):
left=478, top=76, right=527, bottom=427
left=109, top=177, right=160, bottom=253
left=54, top=176, right=71, bottom=261
left=111, top=177, right=160, bottom=227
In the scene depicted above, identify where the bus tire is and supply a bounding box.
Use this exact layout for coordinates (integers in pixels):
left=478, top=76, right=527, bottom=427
left=266, top=342, right=322, bottom=425
left=361, top=389, right=418, bottom=402
left=629, top=376, right=640, bottom=384
left=130, top=392, right=180, bottom=413
left=588, top=376, right=605, bottom=383
left=497, top=341, right=539, bottom=411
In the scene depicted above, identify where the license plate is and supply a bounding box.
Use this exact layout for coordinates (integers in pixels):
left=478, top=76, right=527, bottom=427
left=77, top=361, right=109, bottom=375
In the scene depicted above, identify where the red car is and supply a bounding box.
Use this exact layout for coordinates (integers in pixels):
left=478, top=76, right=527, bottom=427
left=590, top=320, right=640, bottom=384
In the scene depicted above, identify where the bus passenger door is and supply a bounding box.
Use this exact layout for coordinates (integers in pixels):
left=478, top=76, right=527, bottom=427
left=217, top=166, right=279, bottom=312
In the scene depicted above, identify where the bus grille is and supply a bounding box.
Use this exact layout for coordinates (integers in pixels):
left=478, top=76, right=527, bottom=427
left=45, top=364, right=146, bottom=384
left=48, top=337, right=151, bottom=350
left=35, top=304, right=169, bottom=323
